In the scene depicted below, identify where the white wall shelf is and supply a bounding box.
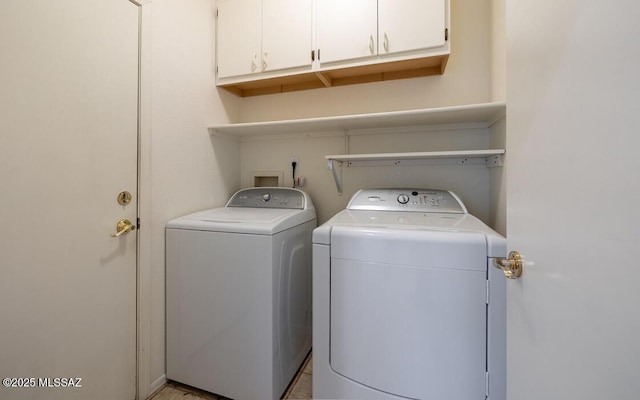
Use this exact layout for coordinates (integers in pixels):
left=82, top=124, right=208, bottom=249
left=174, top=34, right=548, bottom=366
left=208, top=102, right=506, bottom=137
left=325, top=149, right=505, bottom=194
left=326, top=149, right=505, bottom=163
left=207, top=102, right=507, bottom=194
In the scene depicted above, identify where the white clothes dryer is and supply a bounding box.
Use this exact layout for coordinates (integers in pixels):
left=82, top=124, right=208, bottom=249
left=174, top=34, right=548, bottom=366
left=313, top=188, right=506, bottom=400
left=166, top=187, right=316, bottom=400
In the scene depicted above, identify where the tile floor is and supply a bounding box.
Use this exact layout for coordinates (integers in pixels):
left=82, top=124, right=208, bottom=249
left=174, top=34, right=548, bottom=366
left=149, top=354, right=312, bottom=400
left=283, top=354, right=312, bottom=400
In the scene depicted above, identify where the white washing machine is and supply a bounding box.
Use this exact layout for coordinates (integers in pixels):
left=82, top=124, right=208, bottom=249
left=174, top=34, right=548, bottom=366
left=313, top=188, right=507, bottom=400
left=166, top=187, right=316, bottom=400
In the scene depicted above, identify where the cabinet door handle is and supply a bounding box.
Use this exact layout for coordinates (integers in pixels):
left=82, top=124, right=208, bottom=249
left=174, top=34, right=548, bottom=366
left=369, top=34, right=375, bottom=55
left=251, top=53, right=258, bottom=72
left=383, top=32, right=389, bottom=53
left=262, top=51, right=268, bottom=71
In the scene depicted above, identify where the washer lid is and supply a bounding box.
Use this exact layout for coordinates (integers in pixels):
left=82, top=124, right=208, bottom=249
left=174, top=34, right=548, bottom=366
left=166, top=207, right=316, bottom=234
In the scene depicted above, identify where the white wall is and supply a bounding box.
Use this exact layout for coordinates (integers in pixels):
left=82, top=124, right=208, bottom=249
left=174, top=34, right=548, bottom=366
left=143, top=0, right=504, bottom=395
left=141, top=0, right=240, bottom=396
left=236, top=0, right=501, bottom=227
left=240, top=126, right=494, bottom=225
left=489, top=116, right=506, bottom=235
left=491, top=0, right=506, bottom=102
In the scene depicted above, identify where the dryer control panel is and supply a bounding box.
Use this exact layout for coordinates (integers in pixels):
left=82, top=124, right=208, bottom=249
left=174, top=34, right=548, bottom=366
left=227, top=187, right=306, bottom=209
left=347, top=189, right=467, bottom=213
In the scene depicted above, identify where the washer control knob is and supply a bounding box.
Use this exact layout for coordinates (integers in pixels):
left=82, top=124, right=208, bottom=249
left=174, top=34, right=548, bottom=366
left=262, top=193, right=271, bottom=202
left=397, top=194, right=410, bottom=204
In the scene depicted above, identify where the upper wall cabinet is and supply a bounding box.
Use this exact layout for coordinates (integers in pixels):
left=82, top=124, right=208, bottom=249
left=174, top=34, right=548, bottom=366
left=316, top=0, right=378, bottom=64
left=216, top=0, right=313, bottom=79
left=216, top=0, right=260, bottom=78
left=378, top=0, right=447, bottom=56
left=216, top=0, right=449, bottom=97
left=318, top=0, right=447, bottom=66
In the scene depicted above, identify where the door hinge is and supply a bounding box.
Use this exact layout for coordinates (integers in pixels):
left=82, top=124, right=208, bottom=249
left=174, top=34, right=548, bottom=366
left=485, top=371, right=489, bottom=398
left=486, top=280, right=490, bottom=304
left=311, top=49, right=315, bottom=61
left=216, top=8, right=219, bottom=17
left=445, top=28, right=449, bottom=41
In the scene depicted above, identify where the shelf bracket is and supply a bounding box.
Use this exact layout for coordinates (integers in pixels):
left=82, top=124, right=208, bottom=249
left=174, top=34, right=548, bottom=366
left=327, top=159, right=343, bottom=195
left=315, top=71, right=332, bottom=87
left=486, top=154, right=504, bottom=168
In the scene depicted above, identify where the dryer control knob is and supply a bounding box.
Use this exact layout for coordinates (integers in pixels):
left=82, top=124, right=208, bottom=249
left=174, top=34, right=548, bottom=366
left=262, top=193, right=271, bottom=202
left=397, top=194, right=410, bottom=204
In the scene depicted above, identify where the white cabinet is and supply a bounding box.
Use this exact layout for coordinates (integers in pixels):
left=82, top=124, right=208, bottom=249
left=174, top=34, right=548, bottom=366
left=262, top=0, right=313, bottom=72
left=216, top=0, right=449, bottom=96
left=316, top=0, right=378, bottom=64
left=216, top=0, right=261, bottom=78
left=317, top=0, right=448, bottom=66
left=216, top=0, right=313, bottom=80
left=378, top=0, right=447, bottom=56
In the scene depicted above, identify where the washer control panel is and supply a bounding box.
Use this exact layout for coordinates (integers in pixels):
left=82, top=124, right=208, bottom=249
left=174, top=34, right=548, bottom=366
left=347, top=189, right=467, bottom=213
left=227, top=187, right=305, bottom=209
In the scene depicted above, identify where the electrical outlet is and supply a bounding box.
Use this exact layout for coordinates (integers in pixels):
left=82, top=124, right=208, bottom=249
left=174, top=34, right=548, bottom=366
left=290, top=156, right=299, bottom=165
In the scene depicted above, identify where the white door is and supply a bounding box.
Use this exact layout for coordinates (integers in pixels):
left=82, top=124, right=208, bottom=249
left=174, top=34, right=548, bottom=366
left=262, top=0, right=313, bottom=73
left=216, top=0, right=262, bottom=78
left=378, top=0, right=446, bottom=55
left=0, top=1, right=139, bottom=399
left=317, top=0, right=378, bottom=65
left=506, top=2, right=640, bottom=399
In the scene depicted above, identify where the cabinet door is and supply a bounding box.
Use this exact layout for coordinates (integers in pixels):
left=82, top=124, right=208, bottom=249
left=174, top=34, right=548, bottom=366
left=378, top=0, right=446, bottom=55
left=317, top=0, right=378, bottom=65
left=217, top=0, right=262, bottom=78
left=262, top=0, right=313, bottom=72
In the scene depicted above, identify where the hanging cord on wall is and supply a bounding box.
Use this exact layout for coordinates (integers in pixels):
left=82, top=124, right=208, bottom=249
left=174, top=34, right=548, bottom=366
left=292, top=161, right=297, bottom=188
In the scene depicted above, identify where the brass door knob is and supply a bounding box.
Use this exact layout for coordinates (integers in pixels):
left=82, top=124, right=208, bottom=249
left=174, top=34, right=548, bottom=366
left=111, top=219, right=136, bottom=238
left=493, top=251, right=523, bottom=279
left=117, top=190, right=132, bottom=206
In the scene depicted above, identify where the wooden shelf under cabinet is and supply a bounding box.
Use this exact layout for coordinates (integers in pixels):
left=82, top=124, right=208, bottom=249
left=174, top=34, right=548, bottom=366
left=218, top=54, right=449, bottom=97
